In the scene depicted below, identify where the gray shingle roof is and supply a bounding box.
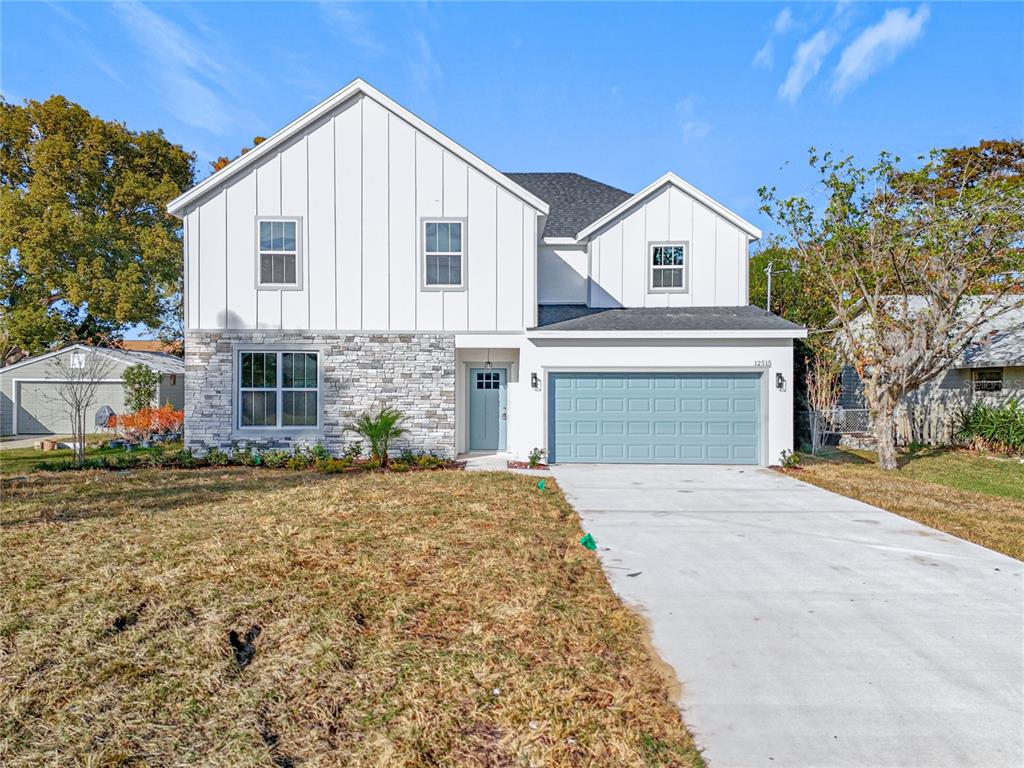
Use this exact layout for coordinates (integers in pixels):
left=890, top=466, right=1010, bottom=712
left=504, top=173, right=631, bottom=238
left=533, top=304, right=806, bottom=332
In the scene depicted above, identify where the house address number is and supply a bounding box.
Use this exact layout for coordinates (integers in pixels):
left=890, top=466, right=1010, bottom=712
left=754, top=360, right=773, bottom=368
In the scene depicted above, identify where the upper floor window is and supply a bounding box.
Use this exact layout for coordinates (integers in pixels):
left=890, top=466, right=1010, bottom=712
left=974, top=368, right=1003, bottom=393
left=650, top=242, right=687, bottom=292
left=423, top=219, right=464, bottom=288
left=257, top=218, right=301, bottom=289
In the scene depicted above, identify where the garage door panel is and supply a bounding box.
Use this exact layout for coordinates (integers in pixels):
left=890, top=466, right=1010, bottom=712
left=16, top=381, right=125, bottom=435
left=549, top=372, right=761, bottom=465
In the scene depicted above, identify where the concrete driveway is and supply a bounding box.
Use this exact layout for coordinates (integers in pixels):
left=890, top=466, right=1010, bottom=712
left=552, top=464, right=1024, bottom=768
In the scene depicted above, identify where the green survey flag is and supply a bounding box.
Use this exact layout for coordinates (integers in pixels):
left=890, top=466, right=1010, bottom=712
left=537, top=479, right=545, bottom=491
left=579, top=533, right=597, bottom=551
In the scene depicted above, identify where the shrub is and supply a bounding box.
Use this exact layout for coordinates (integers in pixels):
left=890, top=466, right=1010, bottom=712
left=346, top=407, right=406, bottom=468
left=122, top=364, right=161, bottom=413
left=779, top=449, right=801, bottom=469
left=231, top=445, right=262, bottom=466
left=113, top=404, right=183, bottom=442
left=342, top=441, right=363, bottom=461
left=308, top=442, right=331, bottom=463
left=956, top=400, right=1024, bottom=454
left=205, top=447, right=230, bottom=466
left=286, top=453, right=311, bottom=471
left=528, top=447, right=547, bottom=468
left=261, top=449, right=292, bottom=469
left=318, top=457, right=353, bottom=474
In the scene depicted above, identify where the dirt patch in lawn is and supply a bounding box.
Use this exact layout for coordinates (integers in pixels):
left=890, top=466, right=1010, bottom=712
left=0, top=468, right=702, bottom=766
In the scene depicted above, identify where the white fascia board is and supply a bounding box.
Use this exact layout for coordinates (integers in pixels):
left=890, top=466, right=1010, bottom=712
left=526, top=329, right=807, bottom=340
left=575, top=172, right=762, bottom=241
left=541, top=237, right=581, bottom=246
left=0, top=344, right=90, bottom=375
left=167, top=78, right=550, bottom=217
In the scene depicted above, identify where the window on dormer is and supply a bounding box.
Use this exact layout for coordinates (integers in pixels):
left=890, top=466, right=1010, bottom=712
left=650, top=243, right=687, bottom=292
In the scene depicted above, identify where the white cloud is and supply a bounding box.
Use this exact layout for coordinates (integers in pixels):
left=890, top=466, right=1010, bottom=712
left=319, top=2, right=386, bottom=54
left=676, top=94, right=711, bottom=143
left=773, top=7, right=794, bottom=35
left=753, top=6, right=793, bottom=70
left=778, top=29, right=838, bottom=103
left=833, top=5, right=931, bottom=96
left=113, top=2, right=260, bottom=136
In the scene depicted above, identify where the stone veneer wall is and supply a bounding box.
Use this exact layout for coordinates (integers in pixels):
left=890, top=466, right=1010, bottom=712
left=184, top=331, right=456, bottom=457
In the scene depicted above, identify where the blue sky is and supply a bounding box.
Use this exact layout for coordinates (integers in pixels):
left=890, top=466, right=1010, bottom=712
left=3, top=1, right=1023, bottom=238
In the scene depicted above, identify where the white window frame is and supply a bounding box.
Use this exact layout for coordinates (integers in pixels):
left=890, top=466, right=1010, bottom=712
left=255, top=216, right=303, bottom=290
left=973, top=367, right=1003, bottom=393
left=237, top=350, right=320, bottom=430
left=421, top=217, right=467, bottom=291
left=648, top=241, right=689, bottom=293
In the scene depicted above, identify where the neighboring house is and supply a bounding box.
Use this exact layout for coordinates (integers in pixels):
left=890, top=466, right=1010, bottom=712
left=167, top=79, right=806, bottom=465
left=0, top=345, right=185, bottom=436
left=838, top=296, right=1024, bottom=444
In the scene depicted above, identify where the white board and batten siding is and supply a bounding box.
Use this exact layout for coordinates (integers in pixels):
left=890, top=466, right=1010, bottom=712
left=587, top=185, right=751, bottom=309
left=184, top=94, right=541, bottom=334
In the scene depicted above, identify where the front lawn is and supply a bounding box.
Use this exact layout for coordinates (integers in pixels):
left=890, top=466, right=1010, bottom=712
left=0, top=469, right=701, bottom=766
left=796, top=448, right=1024, bottom=560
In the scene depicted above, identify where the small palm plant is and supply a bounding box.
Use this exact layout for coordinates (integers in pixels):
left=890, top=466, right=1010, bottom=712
left=347, top=406, right=407, bottom=467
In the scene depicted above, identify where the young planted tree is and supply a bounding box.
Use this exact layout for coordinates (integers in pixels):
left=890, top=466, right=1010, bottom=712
left=0, top=96, right=194, bottom=360
left=122, top=363, right=162, bottom=413
left=760, top=142, right=1024, bottom=469
left=46, top=349, right=114, bottom=466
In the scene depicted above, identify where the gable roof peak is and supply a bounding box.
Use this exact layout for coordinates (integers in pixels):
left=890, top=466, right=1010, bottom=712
left=167, top=78, right=548, bottom=217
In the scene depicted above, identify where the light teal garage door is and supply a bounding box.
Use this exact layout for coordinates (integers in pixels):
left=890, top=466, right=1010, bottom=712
left=549, top=372, right=761, bottom=464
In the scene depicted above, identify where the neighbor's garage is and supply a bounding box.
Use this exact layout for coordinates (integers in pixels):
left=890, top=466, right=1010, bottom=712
left=549, top=371, right=761, bottom=464
left=14, top=381, right=128, bottom=435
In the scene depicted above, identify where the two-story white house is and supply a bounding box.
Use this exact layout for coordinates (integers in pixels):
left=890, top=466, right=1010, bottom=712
left=168, top=79, right=805, bottom=465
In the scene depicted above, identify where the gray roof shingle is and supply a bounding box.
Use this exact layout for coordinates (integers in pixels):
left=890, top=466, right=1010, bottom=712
left=504, top=173, right=631, bottom=238
left=533, top=304, right=805, bottom=333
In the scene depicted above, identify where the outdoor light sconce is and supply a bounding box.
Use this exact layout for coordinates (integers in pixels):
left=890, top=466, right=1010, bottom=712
left=776, top=372, right=786, bottom=391
left=531, top=372, right=540, bottom=390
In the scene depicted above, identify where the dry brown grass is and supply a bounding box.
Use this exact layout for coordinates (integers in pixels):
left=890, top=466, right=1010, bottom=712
left=0, top=468, right=702, bottom=767
left=795, top=451, right=1024, bottom=561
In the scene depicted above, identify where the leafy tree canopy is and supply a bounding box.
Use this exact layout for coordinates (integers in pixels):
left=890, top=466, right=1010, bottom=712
left=0, top=95, right=194, bottom=362
left=760, top=140, right=1024, bottom=469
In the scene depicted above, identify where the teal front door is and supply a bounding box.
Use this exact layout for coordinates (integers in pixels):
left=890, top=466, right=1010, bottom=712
left=469, top=367, right=507, bottom=450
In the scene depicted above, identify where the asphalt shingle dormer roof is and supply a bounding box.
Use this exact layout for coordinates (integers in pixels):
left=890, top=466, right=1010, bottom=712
left=504, top=172, right=632, bottom=239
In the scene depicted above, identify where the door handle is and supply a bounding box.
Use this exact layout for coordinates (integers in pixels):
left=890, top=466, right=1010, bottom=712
left=501, top=410, right=507, bottom=421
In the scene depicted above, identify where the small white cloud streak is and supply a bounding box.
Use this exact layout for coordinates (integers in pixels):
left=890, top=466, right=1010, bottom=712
left=319, top=2, right=386, bottom=54
left=754, top=40, right=774, bottom=69
left=676, top=94, right=711, bottom=143
left=833, top=5, right=931, bottom=96
left=773, top=7, right=794, bottom=35
left=778, top=29, right=837, bottom=103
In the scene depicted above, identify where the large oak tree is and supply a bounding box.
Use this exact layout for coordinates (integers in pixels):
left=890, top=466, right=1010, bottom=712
left=0, top=96, right=194, bottom=363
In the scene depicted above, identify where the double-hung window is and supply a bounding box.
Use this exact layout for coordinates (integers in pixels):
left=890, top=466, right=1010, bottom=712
left=423, top=220, right=464, bottom=288
left=239, top=351, right=319, bottom=428
left=650, top=242, right=687, bottom=291
left=257, top=218, right=300, bottom=288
